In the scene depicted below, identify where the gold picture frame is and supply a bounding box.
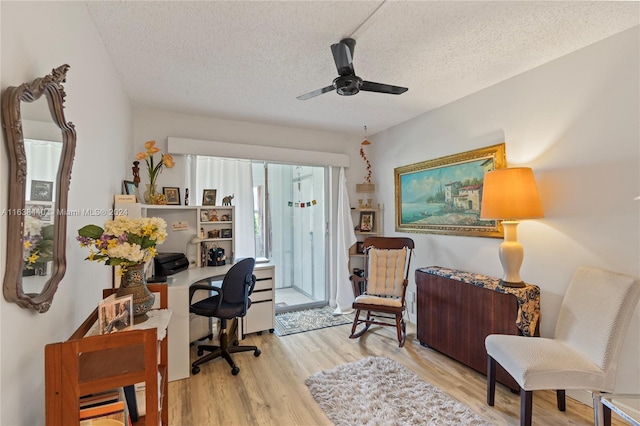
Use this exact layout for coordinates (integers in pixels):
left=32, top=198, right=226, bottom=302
left=394, top=143, right=507, bottom=237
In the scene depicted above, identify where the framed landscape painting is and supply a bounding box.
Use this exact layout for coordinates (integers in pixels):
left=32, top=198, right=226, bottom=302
left=394, top=143, right=506, bottom=238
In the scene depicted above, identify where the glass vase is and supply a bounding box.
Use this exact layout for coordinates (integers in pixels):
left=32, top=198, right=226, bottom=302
left=143, top=183, right=158, bottom=204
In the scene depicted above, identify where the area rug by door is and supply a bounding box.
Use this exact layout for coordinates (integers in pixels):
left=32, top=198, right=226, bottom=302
left=274, top=306, right=352, bottom=336
left=305, top=356, right=489, bottom=426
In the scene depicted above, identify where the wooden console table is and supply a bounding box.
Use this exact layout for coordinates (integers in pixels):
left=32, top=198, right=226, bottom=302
left=416, top=266, right=541, bottom=390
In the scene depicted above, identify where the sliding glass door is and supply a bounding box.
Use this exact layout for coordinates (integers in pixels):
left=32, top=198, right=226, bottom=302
left=253, top=163, right=327, bottom=312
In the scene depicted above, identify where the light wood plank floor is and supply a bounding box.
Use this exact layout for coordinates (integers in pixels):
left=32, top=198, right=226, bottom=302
left=168, top=322, right=625, bottom=425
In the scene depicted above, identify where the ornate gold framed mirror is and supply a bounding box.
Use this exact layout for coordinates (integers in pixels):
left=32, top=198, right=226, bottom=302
left=2, top=65, right=76, bottom=312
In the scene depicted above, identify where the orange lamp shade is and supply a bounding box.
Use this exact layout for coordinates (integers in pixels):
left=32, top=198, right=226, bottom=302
left=480, top=167, right=544, bottom=220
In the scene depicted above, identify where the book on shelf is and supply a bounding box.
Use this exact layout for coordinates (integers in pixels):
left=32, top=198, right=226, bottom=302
left=79, top=389, right=120, bottom=410
left=98, top=294, right=133, bottom=335
left=79, top=400, right=126, bottom=425
left=79, top=387, right=130, bottom=425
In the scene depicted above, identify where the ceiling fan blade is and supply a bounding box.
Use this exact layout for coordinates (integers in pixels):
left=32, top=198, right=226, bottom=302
left=361, top=81, right=408, bottom=95
left=297, top=85, right=335, bottom=100
left=331, top=39, right=355, bottom=76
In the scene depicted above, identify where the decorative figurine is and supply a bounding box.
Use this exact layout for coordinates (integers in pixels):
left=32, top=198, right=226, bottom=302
left=184, top=188, right=189, bottom=206
left=132, top=161, right=140, bottom=185
left=222, top=194, right=234, bottom=205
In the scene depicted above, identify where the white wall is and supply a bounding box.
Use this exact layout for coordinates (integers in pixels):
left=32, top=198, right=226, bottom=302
left=132, top=109, right=358, bottom=191
left=0, top=3, right=133, bottom=425
left=372, top=27, right=640, bottom=396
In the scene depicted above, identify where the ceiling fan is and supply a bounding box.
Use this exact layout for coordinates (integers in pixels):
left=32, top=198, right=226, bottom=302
left=297, top=38, right=408, bottom=100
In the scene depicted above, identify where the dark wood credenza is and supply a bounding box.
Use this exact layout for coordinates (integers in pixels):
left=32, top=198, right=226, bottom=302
left=416, top=266, right=541, bottom=390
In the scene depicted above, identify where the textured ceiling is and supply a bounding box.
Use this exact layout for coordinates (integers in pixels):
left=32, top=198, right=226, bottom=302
left=85, top=1, right=639, bottom=135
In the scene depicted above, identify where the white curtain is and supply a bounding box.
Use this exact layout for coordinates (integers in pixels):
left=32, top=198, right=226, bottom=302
left=333, top=167, right=357, bottom=314
left=24, top=139, right=62, bottom=201
left=187, top=156, right=256, bottom=259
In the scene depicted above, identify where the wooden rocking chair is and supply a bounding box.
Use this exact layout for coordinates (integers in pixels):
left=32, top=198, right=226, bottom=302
left=349, top=237, right=414, bottom=347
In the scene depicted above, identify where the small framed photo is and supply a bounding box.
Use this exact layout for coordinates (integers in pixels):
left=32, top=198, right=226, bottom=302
left=163, top=187, right=181, bottom=205
left=123, top=180, right=140, bottom=202
left=98, top=294, right=133, bottom=334
left=30, top=180, right=53, bottom=202
left=200, top=209, right=209, bottom=222
left=202, top=189, right=217, bottom=206
left=359, top=212, right=375, bottom=232
left=208, top=209, right=219, bottom=221
left=356, top=241, right=365, bottom=254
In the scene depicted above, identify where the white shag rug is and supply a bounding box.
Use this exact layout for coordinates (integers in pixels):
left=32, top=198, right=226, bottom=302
left=305, top=356, right=489, bottom=426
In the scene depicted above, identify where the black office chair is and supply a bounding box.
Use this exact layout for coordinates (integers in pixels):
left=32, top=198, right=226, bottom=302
left=189, top=258, right=261, bottom=375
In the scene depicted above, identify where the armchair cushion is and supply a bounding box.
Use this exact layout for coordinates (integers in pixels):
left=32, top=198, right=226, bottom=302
left=354, top=294, right=403, bottom=308
left=366, top=247, right=408, bottom=297
left=485, top=335, right=607, bottom=391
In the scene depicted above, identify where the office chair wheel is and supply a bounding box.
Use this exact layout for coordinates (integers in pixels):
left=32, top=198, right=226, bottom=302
left=192, top=366, right=200, bottom=375
left=254, top=349, right=261, bottom=356
left=269, top=329, right=274, bottom=333
left=231, top=366, right=240, bottom=375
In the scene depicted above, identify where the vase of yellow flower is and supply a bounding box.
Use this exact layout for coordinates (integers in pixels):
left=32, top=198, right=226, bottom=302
left=77, top=216, right=167, bottom=321
left=118, top=262, right=154, bottom=321
left=136, top=140, right=175, bottom=204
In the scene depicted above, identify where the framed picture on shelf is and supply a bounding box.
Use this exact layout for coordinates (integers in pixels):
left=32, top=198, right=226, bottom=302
left=199, top=209, right=209, bottom=222
left=356, top=241, right=365, bottom=254
left=98, top=294, right=133, bottom=335
left=202, top=189, right=217, bottom=206
left=359, top=212, right=374, bottom=232
left=30, top=180, right=53, bottom=202
left=163, top=187, right=181, bottom=205
left=123, top=180, right=140, bottom=202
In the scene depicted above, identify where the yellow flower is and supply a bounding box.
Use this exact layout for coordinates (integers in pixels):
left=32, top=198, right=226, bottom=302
left=135, top=140, right=175, bottom=188
left=162, top=154, right=175, bottom=168
left=24, top=241, right=32, bottom=250
left=28, top=251, right=40, bottom=264
left=141, top=223, right=154, bottom=236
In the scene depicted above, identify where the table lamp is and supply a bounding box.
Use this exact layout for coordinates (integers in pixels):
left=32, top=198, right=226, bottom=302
left=480, top=167, right=544, bottom=287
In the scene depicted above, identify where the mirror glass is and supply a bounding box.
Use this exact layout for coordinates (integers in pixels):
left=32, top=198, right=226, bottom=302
left=2, top=65, right=76, bottom=312
left=21, top=119, right=63, bottom=295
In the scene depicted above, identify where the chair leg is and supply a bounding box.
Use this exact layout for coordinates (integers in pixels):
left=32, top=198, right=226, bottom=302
left=349, top=309, right=371, bottom=339
left=395, top=313, right=406, bottom=347
left=556, top=390, right=566, bottom=411
left=521, top=389, right=533, bottom=426
left=487, top=356, right=496, bottom=406
left=191, top=322, right=261, bottom=376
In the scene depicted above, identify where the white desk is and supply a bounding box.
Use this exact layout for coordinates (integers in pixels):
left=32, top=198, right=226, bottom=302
left=164, top=263, right=274, bottom=381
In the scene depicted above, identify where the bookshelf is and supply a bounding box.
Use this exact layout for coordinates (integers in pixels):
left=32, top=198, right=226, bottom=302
left=349, top=205, right=383, bottom=273
left=44, top=284, right=169, bottom=425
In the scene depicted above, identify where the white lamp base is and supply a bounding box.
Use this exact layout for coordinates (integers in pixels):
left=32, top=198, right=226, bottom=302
left=498, top=221, right=526, bottom=288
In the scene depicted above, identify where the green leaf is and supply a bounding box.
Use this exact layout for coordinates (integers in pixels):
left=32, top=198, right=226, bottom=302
left=41, top=224, right=54, bottom=240
left=78, top=225, right=104, bottom=239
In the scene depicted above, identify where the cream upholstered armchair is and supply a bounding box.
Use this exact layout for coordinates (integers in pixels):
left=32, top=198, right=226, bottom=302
left=349, top=237, right=414, bottom=347
left=485, top=266, right=640, bottom=426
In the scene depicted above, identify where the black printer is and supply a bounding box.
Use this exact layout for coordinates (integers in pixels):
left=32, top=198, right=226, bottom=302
left=153, top=252, right=189, bottom=279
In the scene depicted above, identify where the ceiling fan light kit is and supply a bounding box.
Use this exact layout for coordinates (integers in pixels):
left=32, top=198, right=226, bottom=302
left=297, top=38, right=408, bottom=100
